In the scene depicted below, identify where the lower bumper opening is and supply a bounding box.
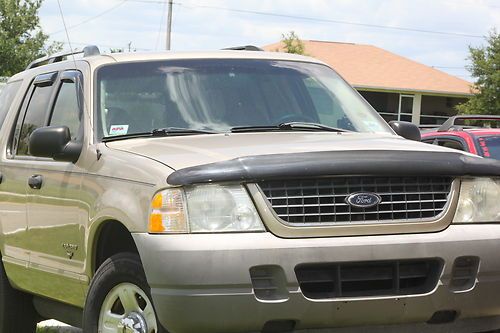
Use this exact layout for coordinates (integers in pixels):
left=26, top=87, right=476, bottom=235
left=262, top=320, right=296, bottom=333
left=427, top=310, right=459, bottom=324
left=295, top=258, right=443, bottom=299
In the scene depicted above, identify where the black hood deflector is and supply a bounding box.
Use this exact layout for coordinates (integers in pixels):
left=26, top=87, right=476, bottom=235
left=167, top=150, right=500, bottom=186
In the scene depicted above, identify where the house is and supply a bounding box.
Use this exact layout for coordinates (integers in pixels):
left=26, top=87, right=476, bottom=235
left=263, top=40, right=472, bottom=125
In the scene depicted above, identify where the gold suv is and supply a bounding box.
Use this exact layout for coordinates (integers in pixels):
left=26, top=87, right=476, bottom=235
left=0, top=45, right=499, bottom=333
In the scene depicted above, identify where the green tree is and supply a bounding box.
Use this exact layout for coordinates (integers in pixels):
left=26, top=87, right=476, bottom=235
left=110, top=42, right=136, bottom=53
left=0, top=0, right=63, bottom=76
left=280, top=31, right=305, bottom=55
left=457, top=30, right=500, bottom=115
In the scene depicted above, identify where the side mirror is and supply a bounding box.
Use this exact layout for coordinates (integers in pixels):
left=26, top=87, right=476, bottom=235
left=389, top=121, right=421, bottom=141
left=29, top=126, right=82, bottom=163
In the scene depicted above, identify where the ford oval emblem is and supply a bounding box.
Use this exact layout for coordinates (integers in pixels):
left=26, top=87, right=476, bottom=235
left=346, top=192, right=382, bottom=208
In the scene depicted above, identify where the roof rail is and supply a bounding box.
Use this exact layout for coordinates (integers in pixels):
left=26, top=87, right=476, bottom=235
left=26, top=45, right=101, bottom=70
left=438, top=115, right=500, bottom=132
left=222, top=45, right=263, bottom=51
left=418, top=124, right=440, bottom=130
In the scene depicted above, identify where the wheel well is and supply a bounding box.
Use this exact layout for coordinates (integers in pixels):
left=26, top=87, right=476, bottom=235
left=94, top=221, right=138, bottom=273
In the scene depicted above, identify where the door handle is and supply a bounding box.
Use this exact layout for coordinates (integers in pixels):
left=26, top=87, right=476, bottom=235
left=28, top=175, right=43, bottom=190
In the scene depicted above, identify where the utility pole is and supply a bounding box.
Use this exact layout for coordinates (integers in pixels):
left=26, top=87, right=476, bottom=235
left=166, top=0, right=173, bottom=50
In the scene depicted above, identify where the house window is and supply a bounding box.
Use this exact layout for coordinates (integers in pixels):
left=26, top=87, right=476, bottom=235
left=420, top=95, right=467, bottom=125
left=358, top=91, right=399, bottom=122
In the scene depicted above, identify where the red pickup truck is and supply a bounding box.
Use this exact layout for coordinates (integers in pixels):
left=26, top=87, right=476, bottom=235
left=421, top=115, right=500, bottom=160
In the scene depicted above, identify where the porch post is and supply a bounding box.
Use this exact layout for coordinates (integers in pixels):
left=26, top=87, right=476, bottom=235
left=412, top=93, right=422, bottom=125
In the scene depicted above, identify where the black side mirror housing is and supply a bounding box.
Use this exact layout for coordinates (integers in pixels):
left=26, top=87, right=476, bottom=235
left=29, top=126, right=82, bottom=163
left=389, top=121, right=421, bottom=141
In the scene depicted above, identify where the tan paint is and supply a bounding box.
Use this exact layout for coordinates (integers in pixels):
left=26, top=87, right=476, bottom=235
left=106, top=131, right=464, bottom=172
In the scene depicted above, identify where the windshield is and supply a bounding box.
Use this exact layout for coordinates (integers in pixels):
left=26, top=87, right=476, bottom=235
left=478, top=136, right=500, bottom=160
left=96, top=59, right=392, bottom=139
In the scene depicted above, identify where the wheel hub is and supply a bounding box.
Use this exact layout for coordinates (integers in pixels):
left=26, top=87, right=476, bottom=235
left=118, top=312, right=148, bottom=333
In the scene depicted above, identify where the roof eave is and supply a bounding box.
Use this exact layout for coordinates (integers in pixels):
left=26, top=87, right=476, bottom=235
left=353, top=84, right=473, bottom=97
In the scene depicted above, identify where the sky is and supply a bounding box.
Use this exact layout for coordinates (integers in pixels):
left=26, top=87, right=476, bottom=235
left=39, top=0, right=500, bottom=82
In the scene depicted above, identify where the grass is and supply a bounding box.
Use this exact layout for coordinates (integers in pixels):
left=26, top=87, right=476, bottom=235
left=36, top=323, right=81, bottom=333
left=36, top=327, right=58, bottom=333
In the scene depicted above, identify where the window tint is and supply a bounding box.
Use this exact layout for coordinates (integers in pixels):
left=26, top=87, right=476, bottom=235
left=478, top=136, right=500, bottom=160
left=304, top=78, right=353, bottom=129
left=436, top=139, right=465, bottom=151
left=0, top=81, right=22, bottom=129
left=97, top=59, right=391, bottom=139
left=17, top=85, right=53, bottom=156
left=50, top=82, right=81, bottom=140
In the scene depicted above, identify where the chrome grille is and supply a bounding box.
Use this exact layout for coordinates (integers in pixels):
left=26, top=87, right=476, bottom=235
left=258, top=177, right=453, bottom=224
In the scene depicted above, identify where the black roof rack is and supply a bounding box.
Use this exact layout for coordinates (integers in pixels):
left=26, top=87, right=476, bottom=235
left=26, top=45, right=100, bottom=70
left=222, top=45, right=263, bottom=51
left=438, top=115, right=500, bottom=132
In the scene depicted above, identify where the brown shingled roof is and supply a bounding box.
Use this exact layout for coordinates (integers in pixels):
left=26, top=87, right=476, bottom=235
left=263, top=40, right=472, bottom=96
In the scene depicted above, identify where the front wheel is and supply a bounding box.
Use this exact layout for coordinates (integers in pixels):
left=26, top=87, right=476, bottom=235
left=82, top=253, right=165, bottom=333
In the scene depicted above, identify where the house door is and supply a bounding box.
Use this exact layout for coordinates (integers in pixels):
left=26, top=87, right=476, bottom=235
left=398, top=94, right=414, bottom=122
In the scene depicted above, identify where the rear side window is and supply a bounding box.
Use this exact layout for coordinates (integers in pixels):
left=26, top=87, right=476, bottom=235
left=436, top=138, right=466, bottom=151
left=422, top=137, right=466, bottom=152
left=16, top=84, right=54, bottom=156
left=478, top=136, right=500, bottom=160
left=0, top=81, right=22, bottom=130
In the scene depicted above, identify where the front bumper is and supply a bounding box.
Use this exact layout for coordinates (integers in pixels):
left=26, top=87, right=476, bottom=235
left=133, top=224, right=500, bottom=333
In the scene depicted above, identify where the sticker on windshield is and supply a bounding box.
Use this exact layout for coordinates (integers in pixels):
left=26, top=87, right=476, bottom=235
left=109, top=125, right=129, bottom=136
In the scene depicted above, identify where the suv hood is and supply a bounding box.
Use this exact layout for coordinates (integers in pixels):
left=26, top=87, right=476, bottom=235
left=106, top=132, right=464, bottom=171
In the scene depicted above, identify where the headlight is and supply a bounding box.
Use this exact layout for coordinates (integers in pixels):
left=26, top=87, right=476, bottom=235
left=149, top=188, right=188, bottom=233
left=454, top=178, right=500, bottom=223
left=148, top=184, right=265, bottom=233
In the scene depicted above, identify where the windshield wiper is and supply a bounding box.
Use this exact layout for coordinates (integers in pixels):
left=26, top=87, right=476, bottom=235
left=231, top=122, right=350, bottom=133
left=151, top=127, right=217, bottom=135
left=103, top=127, right=217, bottom=142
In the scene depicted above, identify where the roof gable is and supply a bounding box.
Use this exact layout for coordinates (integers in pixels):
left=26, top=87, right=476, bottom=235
left=263, top=40, right=472, bottom=96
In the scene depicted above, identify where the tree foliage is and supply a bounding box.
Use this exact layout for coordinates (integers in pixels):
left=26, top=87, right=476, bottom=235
left=457, top=30, right=500, bottom=115
left=0, top=0, right=62, bottom=76
left=280, top=31, right=305, bottom=55
left=110, top=42, right=136, bottom=53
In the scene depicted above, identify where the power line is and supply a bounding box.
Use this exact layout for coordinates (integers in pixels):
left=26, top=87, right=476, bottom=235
left=122, top=0, right=169, bottom=3
left=441, top=0, right=500, bottom=9
left=49, top=0, right=486, bottom=41
left=433, top=68, right=469, bottom=72
left=55, top=0, right=75, bottom=54
left=123, top=0, right=485, bottom=39
left=432, top=66, right=467, bottom=69
left=155, top=0, right=168, bottom=50
left=61, top=41, right=151, bottom=51
left=126, top=0, right=499, bottom=8
left=49, top=1, right=128, bottom=35
left=175, top=2, right=484, bottom=39
left=55, top=0, right=96, bottom=143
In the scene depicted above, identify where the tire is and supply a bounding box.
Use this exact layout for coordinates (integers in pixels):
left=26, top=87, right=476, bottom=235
left=82, top=253, right=165, bottom=333
left=0, top=259, right=38, bottom=333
